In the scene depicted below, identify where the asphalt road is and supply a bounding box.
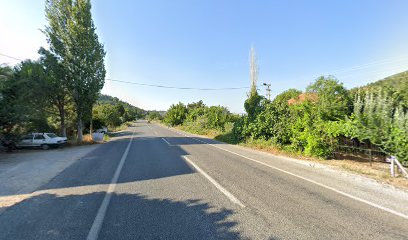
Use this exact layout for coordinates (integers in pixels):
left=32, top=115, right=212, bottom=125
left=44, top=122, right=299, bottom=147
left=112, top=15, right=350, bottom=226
left=0, top=121, right=407, bottom=239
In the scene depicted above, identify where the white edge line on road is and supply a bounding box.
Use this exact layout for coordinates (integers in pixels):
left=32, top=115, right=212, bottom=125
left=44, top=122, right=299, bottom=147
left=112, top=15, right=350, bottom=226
left=161, top=137, right=172, bottom=146
left=146, top=124, right=158, bottom=135
left=182, top=155, right=245, bottom=208
left=87, top=130, right=134, bottom=240
left=164, top=127, right=408, bottom=220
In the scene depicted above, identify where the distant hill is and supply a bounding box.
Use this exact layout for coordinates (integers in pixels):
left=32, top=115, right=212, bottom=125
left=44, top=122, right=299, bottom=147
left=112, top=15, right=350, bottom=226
left=352, top=70, right=408, bottom=108
left=363, top=70, right=408, bottom=90
left=98, top=94, right=147, bottom=117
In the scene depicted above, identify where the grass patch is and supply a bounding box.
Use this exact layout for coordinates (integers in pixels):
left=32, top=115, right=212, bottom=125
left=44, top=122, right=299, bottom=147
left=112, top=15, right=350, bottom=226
left=177, top=125, right=222, bottom=138
left=103, top=134, right=110, bottom=142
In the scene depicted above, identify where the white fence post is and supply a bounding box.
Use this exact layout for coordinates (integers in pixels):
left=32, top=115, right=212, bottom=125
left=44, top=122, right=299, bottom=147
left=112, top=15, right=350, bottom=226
left=389, top=156, right=408, bottom=179
left=390, top=156, right=395, bottom=177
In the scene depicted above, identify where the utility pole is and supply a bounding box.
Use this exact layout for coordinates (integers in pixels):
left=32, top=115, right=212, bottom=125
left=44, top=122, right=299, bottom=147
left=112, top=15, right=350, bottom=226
left=263, top=83, right=271, bottom=101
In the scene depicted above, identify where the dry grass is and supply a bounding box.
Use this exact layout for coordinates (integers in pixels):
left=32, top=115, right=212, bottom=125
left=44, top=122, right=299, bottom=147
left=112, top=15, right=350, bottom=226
left=241, top=140, right=408, bottom=190
left=324, top=159, right=408, bottom=190
left=176, top=125, right=222, bottom=139
left=67, top=133, right=110, bottom=146
left=67, top=134, right=96, bottom=146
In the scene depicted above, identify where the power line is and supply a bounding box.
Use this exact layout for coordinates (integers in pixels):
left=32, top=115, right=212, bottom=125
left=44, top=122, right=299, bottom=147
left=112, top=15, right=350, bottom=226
left=327, top=56, right=408, bottom=75
left=2, top=51, right=407, bottom=91
left=0, top=53, right=23, bottom=61
left=0, top=52, right=252, bottom=90
left=105, top=78, right=252, bottom=91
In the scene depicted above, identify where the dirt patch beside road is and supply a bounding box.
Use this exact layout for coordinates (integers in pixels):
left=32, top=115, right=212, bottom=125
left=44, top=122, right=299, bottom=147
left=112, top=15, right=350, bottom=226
left=0, top=145, right=99, bottom=212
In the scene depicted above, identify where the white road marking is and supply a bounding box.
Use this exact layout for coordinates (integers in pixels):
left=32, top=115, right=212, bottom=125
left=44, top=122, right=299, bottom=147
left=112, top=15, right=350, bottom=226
left=161, top=138, right=172, bottom=146
left=86, top=129, right=134, bottom=240
left=164, top=126, right=408, bottom=220
left=146, top=124, right=158, bottom=135
left=182, top=156, right=245, bottom=208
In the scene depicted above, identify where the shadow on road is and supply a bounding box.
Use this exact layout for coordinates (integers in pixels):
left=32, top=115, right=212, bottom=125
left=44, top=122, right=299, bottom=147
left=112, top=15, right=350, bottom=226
left=0, top=192, right=242, bottom=240
left=0, top=128, right=246, bottom=239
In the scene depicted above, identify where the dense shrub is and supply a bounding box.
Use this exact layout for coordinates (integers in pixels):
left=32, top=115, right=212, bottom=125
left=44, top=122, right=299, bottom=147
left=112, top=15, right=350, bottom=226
left=163, top=102, right=188, bottom=126
left=147, top=111, right=163, bottom=122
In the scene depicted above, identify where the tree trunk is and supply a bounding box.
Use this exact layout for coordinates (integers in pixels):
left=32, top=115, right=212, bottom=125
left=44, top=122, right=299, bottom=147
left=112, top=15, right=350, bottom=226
left=59, top=106, right=66, bottom=137
left=77, top=114, right=83, bottom=143
left=89, top=106, right=93, bottom=134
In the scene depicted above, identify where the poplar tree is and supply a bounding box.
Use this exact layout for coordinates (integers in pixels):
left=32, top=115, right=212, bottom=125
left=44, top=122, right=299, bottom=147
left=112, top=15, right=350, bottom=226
left=44, top=0, right=106, bottom=142
left=244, top=46, right=262, bottom=120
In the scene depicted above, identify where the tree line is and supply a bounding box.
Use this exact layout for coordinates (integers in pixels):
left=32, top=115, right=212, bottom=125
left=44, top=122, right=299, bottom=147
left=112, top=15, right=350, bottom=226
left=0, top=62, right=142, bottom=145
left=0, top=0, right=123, bottom=145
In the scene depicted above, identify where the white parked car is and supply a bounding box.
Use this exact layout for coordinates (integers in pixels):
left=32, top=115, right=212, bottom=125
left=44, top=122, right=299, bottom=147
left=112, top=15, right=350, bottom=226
left=17, top=133, right=67, bottom=150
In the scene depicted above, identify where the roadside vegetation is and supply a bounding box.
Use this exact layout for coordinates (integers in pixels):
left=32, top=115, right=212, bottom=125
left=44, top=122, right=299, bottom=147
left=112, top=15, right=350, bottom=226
left=161, top=50, right=408, bottom=166
left=146, top=111, right=164, bottom=123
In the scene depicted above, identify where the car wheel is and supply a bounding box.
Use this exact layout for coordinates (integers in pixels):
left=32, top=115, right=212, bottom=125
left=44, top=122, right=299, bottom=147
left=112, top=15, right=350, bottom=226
left=41, top=144, right=50, bottom=150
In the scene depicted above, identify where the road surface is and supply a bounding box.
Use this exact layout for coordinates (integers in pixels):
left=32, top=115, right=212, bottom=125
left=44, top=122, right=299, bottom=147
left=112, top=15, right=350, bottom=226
left=0, top=121, right=407, bottom=239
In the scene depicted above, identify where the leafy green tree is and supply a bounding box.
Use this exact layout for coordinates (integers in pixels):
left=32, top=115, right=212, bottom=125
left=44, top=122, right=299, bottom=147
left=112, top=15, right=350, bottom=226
left=187, top=100, right=206, bottom=110
left=0, top=65, right=26, bottom=141
left=44, top=0, right=106, bottom=142
left=1, top=61, right=51, bottom=144
left=39, top=47, right=71, bottom=136
left=306, top=76, right=351, bottom=121
left=147, top=111, right=163, bottom=122
left=14, top=60, right=53, bottom=132
left=244, top=93, right=263, bottom=121
left=272, top=88, right=302, bottom=106
left=185, top=101, right=207, bottom=123
left=116, top=104, right=126, bottom=117
left=93, top=104, right=122, bottom=127
left=164, top=102, right=188, bottom=126
left=205, top=106, right=232, bottom=129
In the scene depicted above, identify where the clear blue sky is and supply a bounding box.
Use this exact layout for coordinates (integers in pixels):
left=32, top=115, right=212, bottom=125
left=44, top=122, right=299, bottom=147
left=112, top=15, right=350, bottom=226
left=1, top=0, right=408, bottom=113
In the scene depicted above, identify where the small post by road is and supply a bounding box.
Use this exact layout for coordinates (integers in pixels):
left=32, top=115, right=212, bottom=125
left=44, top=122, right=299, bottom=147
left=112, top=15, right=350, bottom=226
left=390, top=156, right=395, bottom=177
left=388, top=156, right=408, bottom=179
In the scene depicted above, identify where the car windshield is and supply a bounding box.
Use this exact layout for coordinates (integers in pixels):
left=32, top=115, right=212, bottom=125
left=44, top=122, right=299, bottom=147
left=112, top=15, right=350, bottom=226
left=46, top=133, right=58, bottom=138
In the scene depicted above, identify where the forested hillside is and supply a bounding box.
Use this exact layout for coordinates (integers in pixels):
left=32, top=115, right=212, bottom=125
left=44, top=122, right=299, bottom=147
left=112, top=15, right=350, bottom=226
left=98, top=94, right=146, bottom=118
left=352, top=71, right=408, bottom=108
left=92, top=94, right=146, bottom=130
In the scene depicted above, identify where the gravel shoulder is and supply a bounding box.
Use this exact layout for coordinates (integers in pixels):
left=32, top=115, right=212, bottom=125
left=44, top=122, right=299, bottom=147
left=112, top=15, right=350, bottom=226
left=0, top=144, right=101, bottom=213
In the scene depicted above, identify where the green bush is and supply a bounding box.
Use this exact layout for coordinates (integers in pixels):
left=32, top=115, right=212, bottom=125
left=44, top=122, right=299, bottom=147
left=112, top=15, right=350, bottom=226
left=163, top=102, right=188, bottom=126
left=147, top=111, right=163, bottom=122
